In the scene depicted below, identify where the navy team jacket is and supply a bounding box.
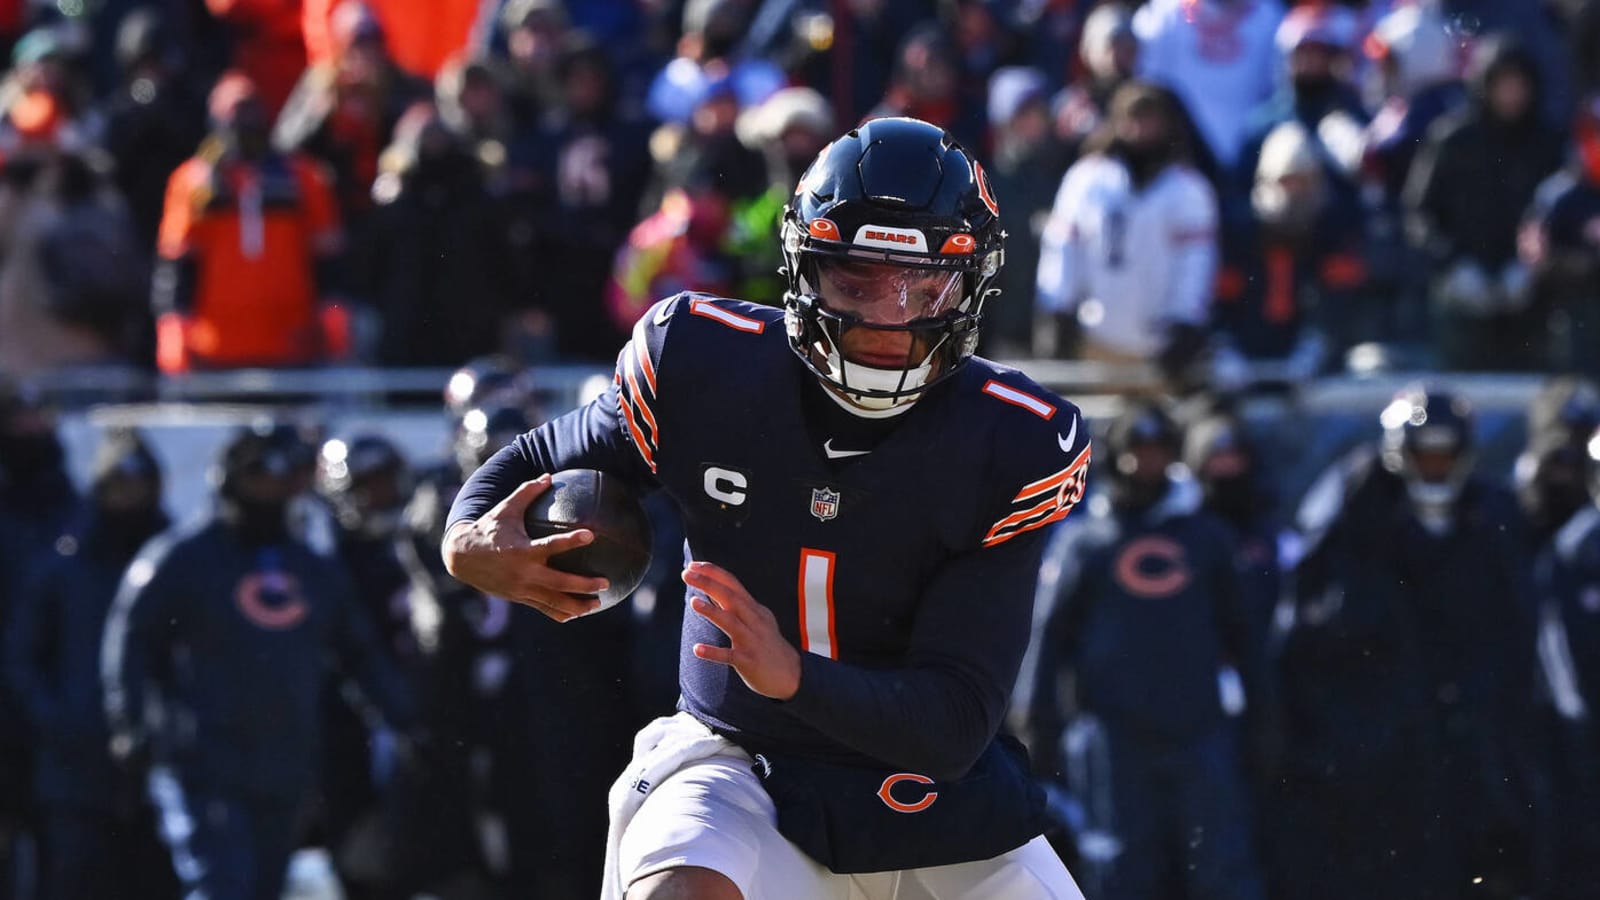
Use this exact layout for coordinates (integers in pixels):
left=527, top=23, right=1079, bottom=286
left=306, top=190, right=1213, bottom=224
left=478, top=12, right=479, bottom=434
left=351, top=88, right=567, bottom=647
left=449, top=294, right=1091, bottom=781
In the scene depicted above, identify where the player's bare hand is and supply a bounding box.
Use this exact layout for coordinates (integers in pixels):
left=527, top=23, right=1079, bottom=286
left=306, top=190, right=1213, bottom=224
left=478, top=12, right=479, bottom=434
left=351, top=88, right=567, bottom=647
left=441, top=475, right=609, bottom=622
left=684, top=561, right=802, bottom=701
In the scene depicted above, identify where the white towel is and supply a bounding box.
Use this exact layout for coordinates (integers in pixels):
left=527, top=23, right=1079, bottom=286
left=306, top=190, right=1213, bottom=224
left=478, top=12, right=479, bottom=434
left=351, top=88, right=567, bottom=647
left=601, top=712, right=734, bottom=900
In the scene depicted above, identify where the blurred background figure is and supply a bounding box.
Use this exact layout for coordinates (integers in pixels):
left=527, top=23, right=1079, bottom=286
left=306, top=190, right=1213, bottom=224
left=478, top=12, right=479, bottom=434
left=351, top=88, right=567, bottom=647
left=0, top=144, right=147, bottom=376
left=866, top=23, right=981, bottom=150
left=1519, top=93, right=1600, bottom=377
left=1133, top=0, right=1283, bottom=174
left=1017, top=400, right=1269, bottom=900
left=503, top=35, right=654, bottom=362
left=1035, top=82, right=1218, bottom=389
left=1280, top=384, right=1537, bottom=900
left=102, top=420, right=416, bottom=900
left=359, top=101, right=513, bottom=367
left=645, top=0, right=783, bottom=129
left=1213, top=119, right=1370, bottom=377
left=310, top=431, right=416, bottom=899
left=275, top=0, right=428, bottom=244
left=153, top=72, right=349, bottom=373
left=204, top=0, right=307, bottom=117
left=1051, top=2, right=1139, bottom=170
left=3, top=428, right=175, bottom=900
left=95, top=6, right=207, bottom=257
left=1404, top=35, right=1564, bottom=371
left=982, top=65, right=1062, bottom=358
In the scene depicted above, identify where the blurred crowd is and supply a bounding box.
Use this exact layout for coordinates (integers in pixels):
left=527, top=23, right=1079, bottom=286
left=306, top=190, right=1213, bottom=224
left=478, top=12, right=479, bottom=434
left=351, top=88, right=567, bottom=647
left=0, top=0, right=1595, bottom=386
left=5, top=0, right=1600, bottom=898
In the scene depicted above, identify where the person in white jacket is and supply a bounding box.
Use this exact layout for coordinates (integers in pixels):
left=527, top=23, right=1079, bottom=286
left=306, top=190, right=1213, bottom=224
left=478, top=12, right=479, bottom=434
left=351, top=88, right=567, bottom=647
left=1035, top=82, right=1219, bottom=378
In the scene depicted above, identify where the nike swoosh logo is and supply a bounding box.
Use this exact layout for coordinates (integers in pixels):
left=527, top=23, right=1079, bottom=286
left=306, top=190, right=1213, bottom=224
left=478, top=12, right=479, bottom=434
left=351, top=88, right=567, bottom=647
left=823, top=439, right=871, bottom=459
left=1058, top=416, right=1079, bottom=454
left=654, top=302, right=675, bottom=326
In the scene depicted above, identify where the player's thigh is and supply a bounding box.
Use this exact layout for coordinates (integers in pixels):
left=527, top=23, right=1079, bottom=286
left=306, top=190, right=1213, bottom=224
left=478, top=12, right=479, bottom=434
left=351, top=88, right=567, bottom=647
left=618, top=754, right=846, bottom=900
left=900, top=835, right=1086, bottom=900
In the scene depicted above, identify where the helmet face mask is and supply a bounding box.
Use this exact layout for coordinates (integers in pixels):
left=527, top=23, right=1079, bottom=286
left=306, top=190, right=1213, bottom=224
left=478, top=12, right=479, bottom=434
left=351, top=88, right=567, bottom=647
left=781, top=117, right=1003, bottom=414
left=1380, top=386, right=1475, bottom=525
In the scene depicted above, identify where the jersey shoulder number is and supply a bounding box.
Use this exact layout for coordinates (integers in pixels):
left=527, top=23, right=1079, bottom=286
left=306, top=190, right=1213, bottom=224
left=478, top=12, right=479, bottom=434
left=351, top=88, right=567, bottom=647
left=976, top=376, right=1091, bottom=548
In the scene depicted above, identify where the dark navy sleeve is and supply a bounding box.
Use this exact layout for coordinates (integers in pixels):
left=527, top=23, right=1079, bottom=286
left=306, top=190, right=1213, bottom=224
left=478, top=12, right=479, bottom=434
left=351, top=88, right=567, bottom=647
left=784, top=388, right=1093, bottom=781
left=101, top=535, right=182, bottom=749
left=446, top=296, right=675, bottom=531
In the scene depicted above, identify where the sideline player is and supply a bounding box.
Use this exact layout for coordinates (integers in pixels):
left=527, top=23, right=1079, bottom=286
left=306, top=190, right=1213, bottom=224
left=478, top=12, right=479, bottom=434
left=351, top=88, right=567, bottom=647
left=442, top=117, right=1091, bottom=900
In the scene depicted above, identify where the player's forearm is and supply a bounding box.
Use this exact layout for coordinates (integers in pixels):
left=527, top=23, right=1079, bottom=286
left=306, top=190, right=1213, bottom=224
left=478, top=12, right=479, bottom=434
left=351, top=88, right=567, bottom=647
left=784, top=656, right=1004, bottom=782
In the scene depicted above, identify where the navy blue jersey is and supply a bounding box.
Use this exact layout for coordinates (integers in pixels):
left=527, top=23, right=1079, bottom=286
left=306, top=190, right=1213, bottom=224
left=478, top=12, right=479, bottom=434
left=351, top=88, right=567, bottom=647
left=449, top=294, right=1091, bottom=779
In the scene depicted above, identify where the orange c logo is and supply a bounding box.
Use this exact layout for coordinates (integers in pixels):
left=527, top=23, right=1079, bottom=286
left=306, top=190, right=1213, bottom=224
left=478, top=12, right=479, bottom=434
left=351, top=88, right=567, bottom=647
left=1112, top=536, right=1191, bottom=599
left=877, top=773, right=939, bottom=813
left=973, top=162, right=999, bottom=216
left=808, top=218, right=841, bottom=240
left=235, top=571, right=309, bottom=630
left=940, top=233, right=976, bottom=254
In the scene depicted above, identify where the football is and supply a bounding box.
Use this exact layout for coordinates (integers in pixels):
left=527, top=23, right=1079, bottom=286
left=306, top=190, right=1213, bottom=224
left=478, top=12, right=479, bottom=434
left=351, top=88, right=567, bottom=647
left=522, top=469, right=654, bottom=612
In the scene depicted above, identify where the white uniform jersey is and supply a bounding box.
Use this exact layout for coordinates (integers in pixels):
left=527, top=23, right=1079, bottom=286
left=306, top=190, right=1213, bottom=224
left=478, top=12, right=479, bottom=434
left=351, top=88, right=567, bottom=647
left=1134, top=0, right=1285, bottom=168
left=1035, top=154, right=1219, bottom=357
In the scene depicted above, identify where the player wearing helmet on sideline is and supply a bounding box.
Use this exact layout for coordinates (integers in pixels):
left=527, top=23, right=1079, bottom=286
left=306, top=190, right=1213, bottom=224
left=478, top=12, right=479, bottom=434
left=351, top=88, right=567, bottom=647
left=442, top=117, right=1091, bottom=899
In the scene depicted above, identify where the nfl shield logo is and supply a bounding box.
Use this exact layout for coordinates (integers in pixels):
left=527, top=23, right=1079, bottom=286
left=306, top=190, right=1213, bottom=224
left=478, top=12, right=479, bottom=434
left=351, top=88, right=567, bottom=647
left=810, top=487, right=840, bottom=522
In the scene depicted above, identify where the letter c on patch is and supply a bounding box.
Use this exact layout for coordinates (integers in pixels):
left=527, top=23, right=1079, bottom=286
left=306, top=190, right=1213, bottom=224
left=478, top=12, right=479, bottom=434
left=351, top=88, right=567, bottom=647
left=878, top=773, right=938, bottom=813
left=704, top=466, right=748, bottom=506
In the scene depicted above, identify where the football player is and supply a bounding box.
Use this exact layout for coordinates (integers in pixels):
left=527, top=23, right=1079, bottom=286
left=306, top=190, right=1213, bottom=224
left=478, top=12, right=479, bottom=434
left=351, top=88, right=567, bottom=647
left=442, top=117, right=1092, bottom=899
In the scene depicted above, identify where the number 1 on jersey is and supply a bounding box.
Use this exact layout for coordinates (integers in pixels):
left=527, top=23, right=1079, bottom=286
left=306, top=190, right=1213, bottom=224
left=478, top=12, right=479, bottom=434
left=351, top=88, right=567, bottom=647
left=798, top=549, right=838, bottom=659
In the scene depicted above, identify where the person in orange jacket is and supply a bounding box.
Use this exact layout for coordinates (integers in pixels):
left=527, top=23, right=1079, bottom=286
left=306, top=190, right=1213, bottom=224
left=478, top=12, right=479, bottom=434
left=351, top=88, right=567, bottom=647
left=153, top=72, right=351, bottom=373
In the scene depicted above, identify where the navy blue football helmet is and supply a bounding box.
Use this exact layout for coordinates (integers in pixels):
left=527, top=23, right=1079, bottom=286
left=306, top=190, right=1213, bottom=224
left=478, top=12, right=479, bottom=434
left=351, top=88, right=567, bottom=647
left=781, top=117, right=1004, bottom=413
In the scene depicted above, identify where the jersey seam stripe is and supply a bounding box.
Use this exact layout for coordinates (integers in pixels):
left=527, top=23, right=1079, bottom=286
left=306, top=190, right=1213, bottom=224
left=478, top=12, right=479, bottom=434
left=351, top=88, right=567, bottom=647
left=631, top=315, right=659, bottom=394
left=690, top=298, right=766, bottom=333
left=981, top=380, right=1055, bottom=419
left=623, top=351, right=660, bottom=443
left=615, top=374, right=658, bottom=472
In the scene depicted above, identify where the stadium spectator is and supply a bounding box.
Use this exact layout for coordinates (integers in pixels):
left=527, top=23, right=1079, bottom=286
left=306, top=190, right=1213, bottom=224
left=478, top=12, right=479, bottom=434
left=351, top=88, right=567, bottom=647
left=1133, top=0, right=1285, bottom=171
left=152, top=72, right=349, bottom=373
left=1232, top=2, right=1367, bottom=223
left=435, top=54, right=518, bottom=192
left=730, top=84, right=834, bottom=305
left=607, top=143, right=749, bottom=333
left=274, top=1, right=428, bottom=230
left=0, top=146, right=147, bottom=375
left=1213, top=120, right=1370, bottom=374
left=0, top=23, right=99, bottom=158
left=1282, top=384, right=1538, bottom=900
left=1405, top=35, right=1565, bottom=371
left=101, top=421, right=417, bottom=900
left=1017, top=401, right=1269, bottom=900
left=1358, top=1, right=1465, bottom=206
left=1050, top=2, right=1139, bottom=168
left=203, top=0, right=306, bottom=116
left=358, top=101, right=514, bottom=366
left=497, top=0, right=576, bottom=132
left=505, top=36, right=655, bottom=362
left=1035, top=82, right=1219, bottom=384
left=982, top=65, right=1064, bottom=357
left=645, top=0, right=784, bottom=128
left=1520, top=94, right=1600, bottom=376
left=3, top=429, right=175, bottom=900
left=866, top=23, right=984, bottom=151
left=95, top=7, right=208, bottom=255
